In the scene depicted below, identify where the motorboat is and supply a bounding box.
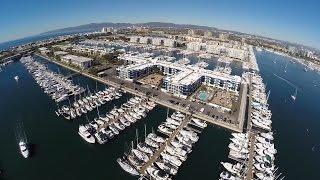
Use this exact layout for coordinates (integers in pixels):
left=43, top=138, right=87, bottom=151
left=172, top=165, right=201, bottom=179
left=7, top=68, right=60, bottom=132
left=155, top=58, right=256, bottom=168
left=78, top=125, right=95, bottom=143
left=155, top=161, right=177, bottom=175
left=132, top=149, right=149, bottom=162
left=117, top=157, right=139, bottom=176
left=19, top=140, right=29, bottom=158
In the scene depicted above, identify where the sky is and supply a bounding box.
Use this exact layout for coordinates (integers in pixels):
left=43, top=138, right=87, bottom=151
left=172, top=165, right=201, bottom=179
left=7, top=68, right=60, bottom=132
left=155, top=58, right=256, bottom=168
left=0, top=0, right=319, bottom=49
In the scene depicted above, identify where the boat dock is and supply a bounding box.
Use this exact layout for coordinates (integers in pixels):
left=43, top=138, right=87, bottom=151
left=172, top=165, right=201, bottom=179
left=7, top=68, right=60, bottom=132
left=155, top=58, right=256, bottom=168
left=96, top=98, right=149, bottom=133
left=139, top=115, right=192, bottom=174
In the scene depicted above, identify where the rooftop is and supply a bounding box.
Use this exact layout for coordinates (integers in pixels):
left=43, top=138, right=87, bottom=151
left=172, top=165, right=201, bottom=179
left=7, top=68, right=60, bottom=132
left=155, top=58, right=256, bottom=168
left=62, top=54, right=93, bottom=63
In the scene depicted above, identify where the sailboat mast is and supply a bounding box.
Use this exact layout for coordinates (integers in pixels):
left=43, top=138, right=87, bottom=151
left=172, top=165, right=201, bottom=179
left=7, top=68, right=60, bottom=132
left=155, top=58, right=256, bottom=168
left=96, top=106, right=100, bottom=117
left=136, top=129, right=139, bottom=146
left=144, top=124, right=147, bottom=139
left=131, top=141, right=134, bottom=150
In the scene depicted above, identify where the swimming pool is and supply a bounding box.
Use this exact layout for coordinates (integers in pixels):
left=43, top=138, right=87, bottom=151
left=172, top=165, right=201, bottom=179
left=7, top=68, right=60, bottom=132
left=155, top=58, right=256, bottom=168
left=197, top=91, right=210, bottom=101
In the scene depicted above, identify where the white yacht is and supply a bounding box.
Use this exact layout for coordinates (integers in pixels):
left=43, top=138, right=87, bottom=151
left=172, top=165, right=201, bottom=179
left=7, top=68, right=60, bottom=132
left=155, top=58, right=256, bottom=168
left=155, top=161, right=177, bottom=175
left=221, top=162, right=242, bottom=175
left=117, top=157, right=139, bottom=176
left=137, top=143, right=153, bottom=155
left=161, top=152, right=182, bottom=167
left=14, top=76, right=19, bottom=81
left=191, top=118, right=207, bottom=128
left=220, top=171, right=240, bottom=180
left=146, top=166, right=171, bottom=180
left=132, top=149, right=149, bottom=162
left=19, top=140, right=29, bottom=158
left=78, top=125, right=95, bottom=143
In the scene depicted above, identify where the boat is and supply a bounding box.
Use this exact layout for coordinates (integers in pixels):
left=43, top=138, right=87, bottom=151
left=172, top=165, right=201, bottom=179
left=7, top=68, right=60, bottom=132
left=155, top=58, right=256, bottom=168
left=155, top=161, right=177, bottom=175
left=132, top=149, right=149, bottom=162
left=220, top=171, right=240, bottom=180
left=14, top=76, right=19, bottom=81
left=146, top=166, right=171, bottom=180
left=291, top=88, right=297, bottom=101
left=137, top=143, right=154, bottom=155
left=221, top=162, right=242, bottom=175
left=117, top=157, right=139, bottom=176
left=19, top=140, right=29, bottom=158
left=161, top=152, right=182, bottom=167
left=78, top=125, right=95, bottom=143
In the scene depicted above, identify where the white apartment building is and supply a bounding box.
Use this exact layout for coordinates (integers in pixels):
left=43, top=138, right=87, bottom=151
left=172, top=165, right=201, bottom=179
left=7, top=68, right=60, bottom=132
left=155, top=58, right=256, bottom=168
left=163, top=39, right=175, bottom=47
left=139, top=36, right=151, bottom=44
left=61, top=55, right=93, bottom=69
left=187, top=42, right=205, bottom=51
left=152, top=37, right=162, bottom=46
left=130, top=36, right=139, bottom=43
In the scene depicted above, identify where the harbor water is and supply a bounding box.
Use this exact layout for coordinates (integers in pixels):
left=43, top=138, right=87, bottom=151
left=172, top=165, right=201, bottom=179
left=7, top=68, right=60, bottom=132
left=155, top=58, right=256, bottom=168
left=0, top=55, right=230, bottom=180
left=0, top=50, right=319, bottom=179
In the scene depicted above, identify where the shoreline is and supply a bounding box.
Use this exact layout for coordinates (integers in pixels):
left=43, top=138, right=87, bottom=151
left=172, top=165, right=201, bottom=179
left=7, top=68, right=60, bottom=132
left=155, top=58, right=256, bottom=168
left=263, top=48, right=320, bottom=72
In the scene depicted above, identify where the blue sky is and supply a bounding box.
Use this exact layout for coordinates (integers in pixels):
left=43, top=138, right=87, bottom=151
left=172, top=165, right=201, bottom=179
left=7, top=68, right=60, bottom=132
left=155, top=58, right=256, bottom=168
left=1, top=0, right=319, bottom=49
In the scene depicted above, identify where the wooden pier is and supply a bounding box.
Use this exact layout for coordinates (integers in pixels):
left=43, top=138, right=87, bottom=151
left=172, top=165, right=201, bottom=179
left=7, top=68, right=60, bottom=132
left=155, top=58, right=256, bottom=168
left=139, top=115, right=192, bottom=175
left=246, top=132, right=256, bottom=180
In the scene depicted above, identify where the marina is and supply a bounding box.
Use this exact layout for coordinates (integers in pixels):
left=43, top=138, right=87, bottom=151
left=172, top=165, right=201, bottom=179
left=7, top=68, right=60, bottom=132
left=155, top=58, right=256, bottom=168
left=78, top=96, right=156, bottom=144
left=20, top=56, right=84, bottom=102
left=56, top=86, right=121, bottom=120
left=117, top=111, right=207, bottom=179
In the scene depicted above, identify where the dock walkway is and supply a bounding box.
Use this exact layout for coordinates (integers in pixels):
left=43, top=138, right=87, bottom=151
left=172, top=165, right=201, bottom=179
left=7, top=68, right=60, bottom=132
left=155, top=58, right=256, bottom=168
left=139, top=115, right=192, bottom=174
left=246, top=132, right=256, bottom=180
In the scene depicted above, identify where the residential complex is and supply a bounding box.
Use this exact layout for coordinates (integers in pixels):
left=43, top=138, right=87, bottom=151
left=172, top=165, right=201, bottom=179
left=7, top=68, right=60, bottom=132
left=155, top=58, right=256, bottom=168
left=61, top=54, right=93, bottom=69
left=116, top=52, right=241, bottom=98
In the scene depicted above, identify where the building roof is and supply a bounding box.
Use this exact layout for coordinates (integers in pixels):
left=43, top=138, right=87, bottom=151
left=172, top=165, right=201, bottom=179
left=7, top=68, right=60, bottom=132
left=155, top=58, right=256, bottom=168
left=118, top=52, right=242, bottom=85
left=62, top=54, right=93, bottom=63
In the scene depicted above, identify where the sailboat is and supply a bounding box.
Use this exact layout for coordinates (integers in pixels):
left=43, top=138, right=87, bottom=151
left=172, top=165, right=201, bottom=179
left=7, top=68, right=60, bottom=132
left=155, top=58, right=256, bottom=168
left=14, top=76, right=19, bottom=81
left=284, top=61, right=287, bottom=73
left=291, top=88, right=297, bottom=101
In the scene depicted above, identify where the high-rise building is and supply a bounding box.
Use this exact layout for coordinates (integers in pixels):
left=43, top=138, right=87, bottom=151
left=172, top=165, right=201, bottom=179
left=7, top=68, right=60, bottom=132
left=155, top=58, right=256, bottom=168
left=101, top=27, right=116, bottom=33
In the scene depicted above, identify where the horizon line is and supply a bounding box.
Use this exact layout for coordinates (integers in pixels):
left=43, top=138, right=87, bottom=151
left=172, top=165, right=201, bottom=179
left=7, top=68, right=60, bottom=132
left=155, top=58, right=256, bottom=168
left=0, top=21, right=318, bottom=51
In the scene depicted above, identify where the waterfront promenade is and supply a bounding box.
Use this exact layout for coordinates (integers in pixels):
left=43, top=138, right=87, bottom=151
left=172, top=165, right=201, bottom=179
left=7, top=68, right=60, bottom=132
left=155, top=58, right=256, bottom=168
left=35, top=53, right=245, bottom=132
